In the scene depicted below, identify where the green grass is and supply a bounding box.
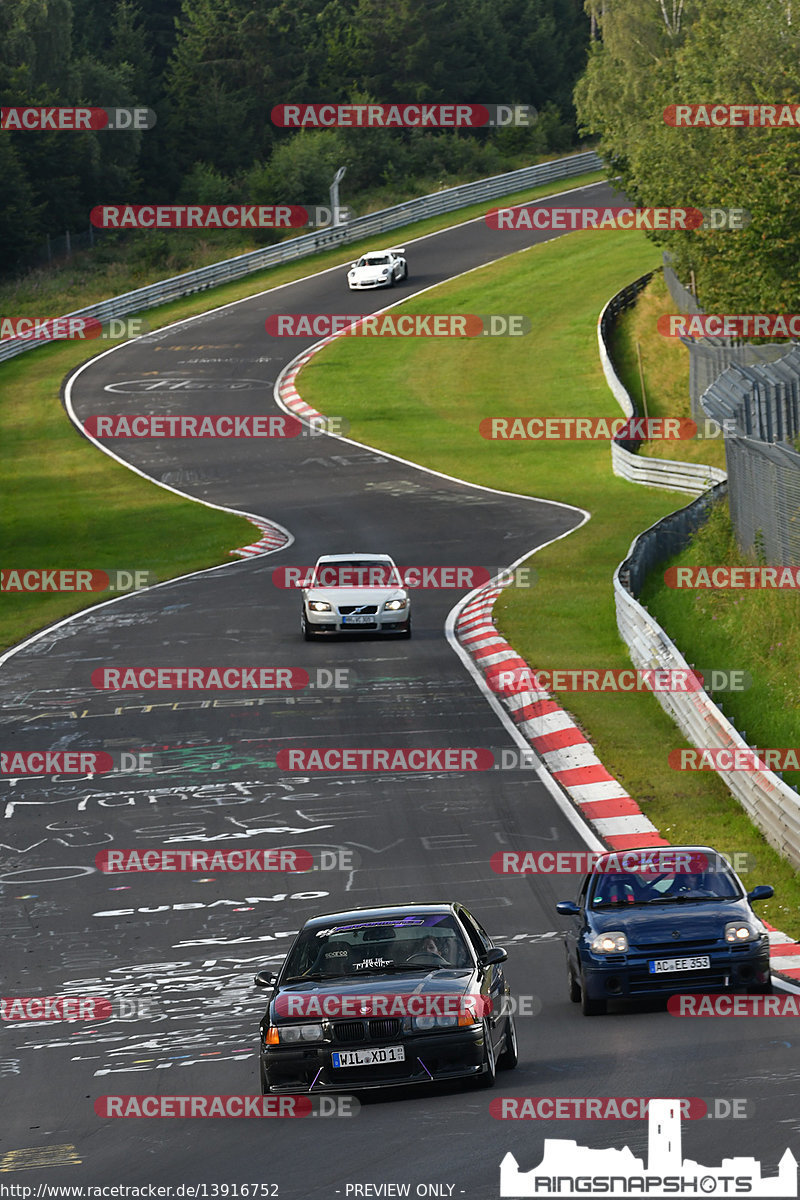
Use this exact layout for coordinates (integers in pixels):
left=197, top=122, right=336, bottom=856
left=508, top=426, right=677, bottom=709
left=611, top=273, right=727, bottom=471
left=0, top=167, right=603, bottom=653
left=641, top=501, right=800, bottom=788
left=297, top=227, right=800, bottom=936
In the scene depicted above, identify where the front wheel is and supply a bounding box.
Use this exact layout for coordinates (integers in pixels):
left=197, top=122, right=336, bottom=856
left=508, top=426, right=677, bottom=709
left=301, top=611, right=316, bottom=641
left=474, top=1021, right=497, bottom=1088
left=497, top=1014, right=518, bottom=1070
left=259, top=1058, right=270, bottom=1095
left=568, top=960, right=581, bottom=1004
left=398, top=616, right=412, bottom=639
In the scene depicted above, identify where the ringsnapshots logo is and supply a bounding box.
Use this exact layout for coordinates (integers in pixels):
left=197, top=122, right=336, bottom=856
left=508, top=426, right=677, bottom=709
left=498, top=1098, right=796, bottom=1197
left=271, top=103, right=536, bottom=128
left=1, top=106, right=156, bottom=130
left=485, top=206, right=750, bottom=232
left=265, top=314, right=530, bottom=337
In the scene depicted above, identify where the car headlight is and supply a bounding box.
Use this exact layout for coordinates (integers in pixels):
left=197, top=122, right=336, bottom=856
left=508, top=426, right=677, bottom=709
left=384, top=598, right=407, bottom=611
left=725, top=922, right=757, bottom=943
left=381, top=267, right=391, bottom=276
left=590, top=931, right=628, bottom=954
left=403, top=1014, right=460, bottom=1033
left=268, top=1023, right=324, bottom=1044
left=308, top=600, right=332, bottom=612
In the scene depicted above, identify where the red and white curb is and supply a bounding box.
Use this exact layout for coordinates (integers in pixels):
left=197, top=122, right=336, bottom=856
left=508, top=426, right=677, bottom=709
left=230, top=516, right=290, bottom=559
left=456, top=583, right=668, bottom=852
left=274, top=308, right=800, bottom=984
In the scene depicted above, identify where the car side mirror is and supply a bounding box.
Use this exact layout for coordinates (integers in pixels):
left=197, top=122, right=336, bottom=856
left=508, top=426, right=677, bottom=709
left=253, top=971, right=277, bottom=988
left=300, top=577, right=312, bottom=589
left=747, top=885, right=774, bottom=903
left=479, top=947, right=507, bottom=967
left=556, top=901, right=580, bottom=916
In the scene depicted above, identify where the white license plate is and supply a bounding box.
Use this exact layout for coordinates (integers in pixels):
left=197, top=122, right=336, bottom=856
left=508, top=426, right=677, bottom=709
left=342, top=614, right=373, bottom=625
left=332, top=1045, right=405, bottom=1068
left=648, top=955, right=711, bottom=974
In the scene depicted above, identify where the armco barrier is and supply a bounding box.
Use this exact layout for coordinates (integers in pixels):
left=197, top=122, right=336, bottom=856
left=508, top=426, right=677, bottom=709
left=597, top=271, right=726, bottom=495
left=0, top=150, right=601, bottom=367
left=614, top=540, right=800, bottom=870
left=603, top=274, right=800, bottom=871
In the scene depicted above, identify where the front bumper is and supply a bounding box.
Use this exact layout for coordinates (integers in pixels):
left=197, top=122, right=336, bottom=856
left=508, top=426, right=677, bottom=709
left=262, top=1026, right=486, bottom=1092
left=579, top=938, right=771, bottom=1001
left=348, top=277, right=392, bottom=289
left=305, top=611, right=409, bottom=635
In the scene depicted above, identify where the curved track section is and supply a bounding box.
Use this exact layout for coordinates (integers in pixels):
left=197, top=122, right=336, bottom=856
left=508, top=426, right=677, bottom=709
left=2, top=182, right=796, bottom=1195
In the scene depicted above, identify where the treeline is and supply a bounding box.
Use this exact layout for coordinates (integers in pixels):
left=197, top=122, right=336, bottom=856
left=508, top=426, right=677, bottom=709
left=576, top=0, right=800, bottom=311
left=0, top=0, right=589, bottom=276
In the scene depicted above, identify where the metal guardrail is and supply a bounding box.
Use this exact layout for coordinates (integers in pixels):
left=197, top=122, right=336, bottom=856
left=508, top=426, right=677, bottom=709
left=597, top=271, right=726, bottom=495
left=604, top=271, right=800, bottom=870
left=0, top=150, right=602, bottom=367
left=615, top=541, right=800, bottom=870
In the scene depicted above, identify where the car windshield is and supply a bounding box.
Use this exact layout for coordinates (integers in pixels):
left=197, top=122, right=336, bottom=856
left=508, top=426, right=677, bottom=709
left=360, top=255, right=390, bottom=266
left=589, top=868, right=741, bottom=907
left=280, top=914, right=473, bottom=981
left=311, top=560, right=401, bottom=588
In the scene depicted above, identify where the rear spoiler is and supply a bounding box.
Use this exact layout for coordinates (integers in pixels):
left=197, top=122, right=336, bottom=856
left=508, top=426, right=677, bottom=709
left=390, top=247, right=406, bottom=255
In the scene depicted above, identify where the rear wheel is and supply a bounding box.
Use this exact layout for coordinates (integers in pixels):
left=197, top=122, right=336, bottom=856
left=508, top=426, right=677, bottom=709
left=497, top=1014, right=518, bottom=1070
left=580, top=972, right=606, bottom=1016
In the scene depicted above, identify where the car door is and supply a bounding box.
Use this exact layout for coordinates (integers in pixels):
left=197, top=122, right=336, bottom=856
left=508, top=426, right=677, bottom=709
left=460, top=909, right=507, bottom=1050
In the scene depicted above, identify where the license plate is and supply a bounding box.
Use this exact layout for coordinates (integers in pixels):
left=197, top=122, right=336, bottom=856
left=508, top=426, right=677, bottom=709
left=648, top=955, right=711, bottom=974
left=342, top=614, right=373, bottom=625
left=331, top=1045, right=405, bottom=1068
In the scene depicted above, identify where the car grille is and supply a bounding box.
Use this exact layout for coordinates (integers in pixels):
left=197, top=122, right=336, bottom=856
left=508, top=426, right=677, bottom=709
left=338, top=605, right=378, bottom=614
left=332, top=1018, right=402, bottom=1043
left=632, top=938, right=718, bottom=953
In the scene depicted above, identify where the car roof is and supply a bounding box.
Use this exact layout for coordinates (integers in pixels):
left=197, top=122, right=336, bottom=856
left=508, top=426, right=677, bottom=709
left=314, top=553, right=395, bottom=563
left=595, top=844, right=722, bottom=860
left=300, top=903, right=458, bottom=930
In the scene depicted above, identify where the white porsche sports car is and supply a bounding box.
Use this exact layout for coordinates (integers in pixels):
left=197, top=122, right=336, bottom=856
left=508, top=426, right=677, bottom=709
left=346, top=248, right=408, bottom=290
left=301, top=553, right=411, bottom=639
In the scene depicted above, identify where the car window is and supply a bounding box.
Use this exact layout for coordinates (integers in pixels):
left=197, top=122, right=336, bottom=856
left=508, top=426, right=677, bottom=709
left=458, top=911, right=491, bottom=957
left=311, top=560, right=400, bottom=587
left=281, top=914, right=471, bottom=979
